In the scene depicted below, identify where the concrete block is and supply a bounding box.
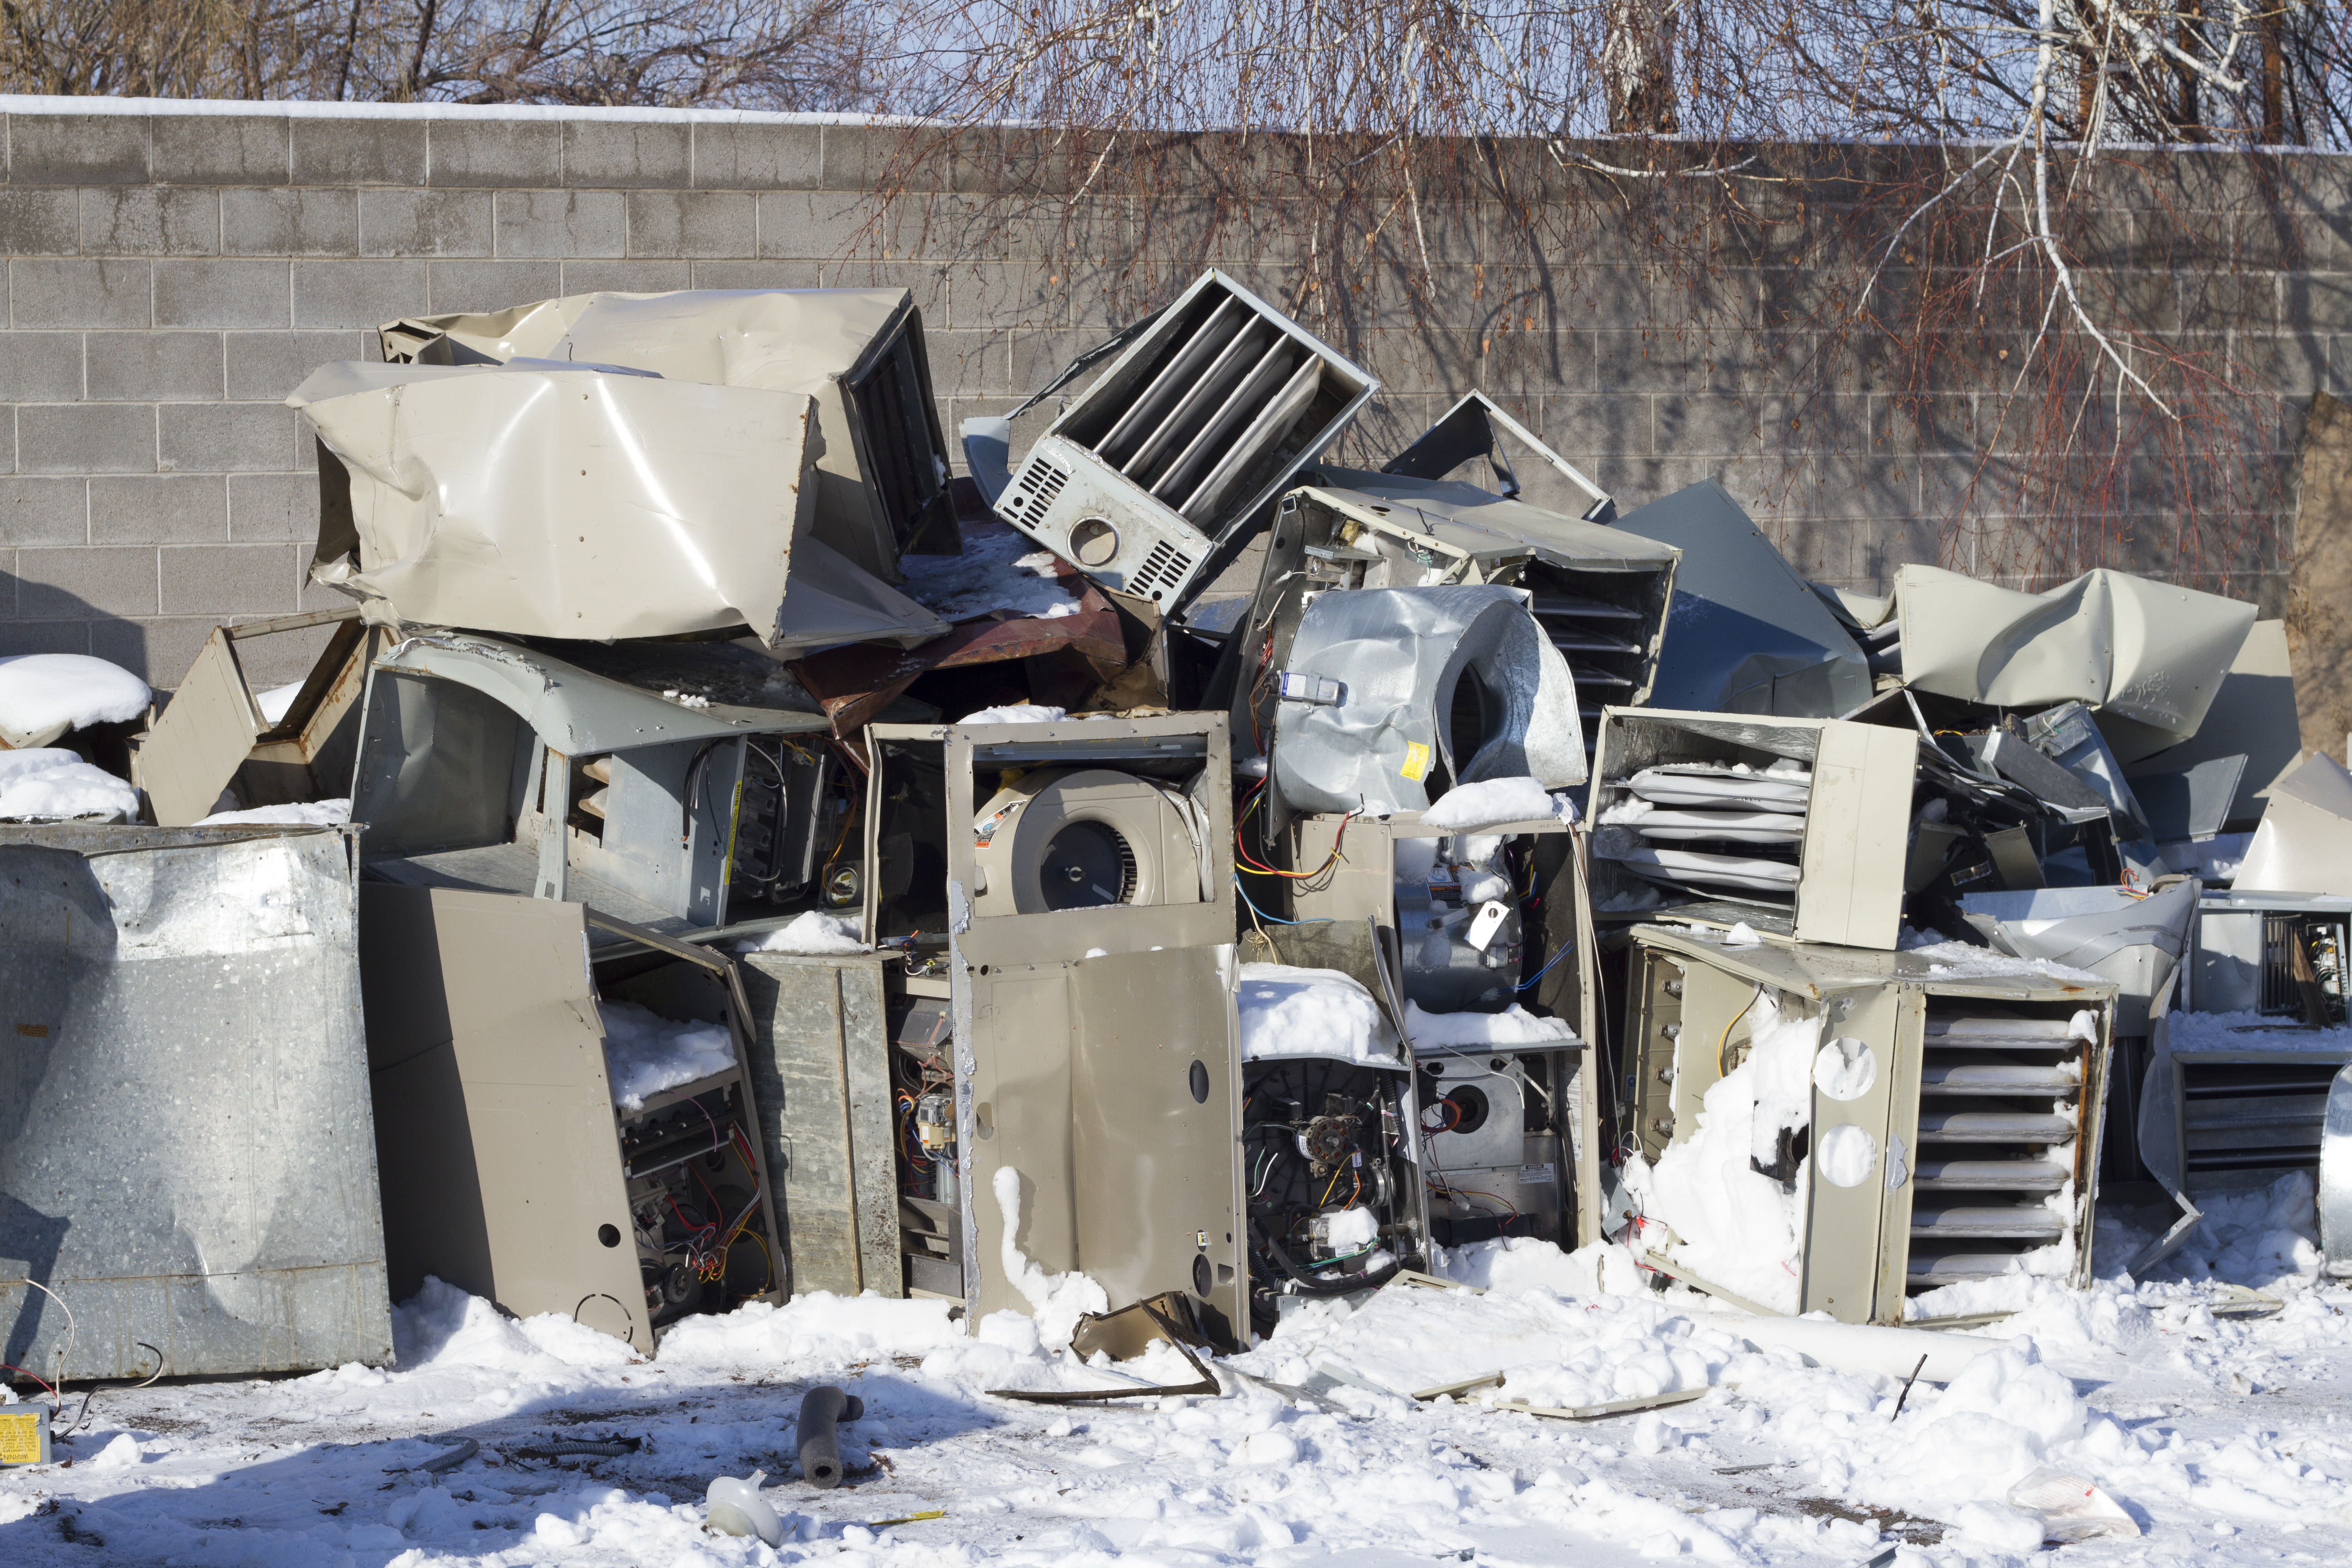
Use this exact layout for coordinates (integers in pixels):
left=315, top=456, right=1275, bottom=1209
left=564, top=120, right=691, bottom=189
left=756, top=190, right=876, bottom=261
left=431, top=120, right=563, bottom=188
left=626, top=191, right=755, bottom=258
left=0, top=189, right=79, bottom=255
left=360, top=189, right=494, bottom=257
left=425, top=260, right=562, bottom=314
left=1541, top=392, right=1651, bottom=460
left=11, top=259, right=152, bottom=328
left=291, top=118, right=426, bottom=186
left=18, top=544, right=159, bottom=617
left=160, top=542, right=299, bottom=614
left=558, top=260, right=692, bottom=295
left=922, top=329, right=1002, bottom=397
left=0, top=333, right=85, bottom=402
left=154, top=258, right=289, bottom=328
left=227, top=331, right=370, bottom=402
left=80, top=187, right=221, bottom=256
left=18, top=404, right=155, bottom=475
left=692, top=123, right=822, bottom=191
left=9, top=113, right=147, bottom=185
left=223, top=188, right=359, bottom=257
left=0, top=478, right=86, bottom=545
left=91, top=474, right=229, bottom=543
left=494, top=189, right=626, bottom=258
left=159, top=402, right=296, bottom=474
left=152, top=114, right=289, bottom=186
left=95, top=617, right=208, bottom=685
left=229, top=471, right=322, bottom=541
left=291, top=259, right=428, bottom=328
left=87, top=332, right=224, bottom=401
left=688, top=260, right=825, bottom=292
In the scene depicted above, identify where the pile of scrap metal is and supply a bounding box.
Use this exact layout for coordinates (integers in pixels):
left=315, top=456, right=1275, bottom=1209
left=16, top=270, right=2352, bottom=1411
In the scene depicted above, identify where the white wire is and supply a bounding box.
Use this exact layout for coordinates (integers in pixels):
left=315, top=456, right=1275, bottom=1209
left=11, top=1277, right=78, bottom=1401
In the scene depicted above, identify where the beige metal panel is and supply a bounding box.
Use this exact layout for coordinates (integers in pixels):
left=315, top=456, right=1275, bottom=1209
left=360, top=884, right=648, bottom=1348
left=1797, top=982, right=1908, bottom=1323
left=735, top=952, right=901, bottom=1298
left=1793, top=722, right=1920, bottom=948
left=139, top=626, right=264, bottom=825
left=965, top=964, right=1079, bottom=1318
left=1670, top=962, right=1758, bottom=1138
left=1069, top=946, right=1247, bottom=1328
left=240, top=620, right=383, bottom=808
left=1285, top=811, right=1397, bottom=930
left=1872, top=992, right=1929, bottom=1324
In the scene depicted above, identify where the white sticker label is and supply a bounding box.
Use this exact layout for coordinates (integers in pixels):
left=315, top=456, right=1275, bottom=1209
left=1518, top=1163, right=1557, bottom=1187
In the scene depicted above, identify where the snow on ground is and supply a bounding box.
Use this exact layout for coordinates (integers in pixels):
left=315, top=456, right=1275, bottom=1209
left=6, top=1178, right=2352, bottom=1567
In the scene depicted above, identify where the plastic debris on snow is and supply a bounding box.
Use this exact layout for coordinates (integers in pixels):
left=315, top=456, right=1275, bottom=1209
left=1420, top=775, right=1570, bottom=830
left=0, top=746, right=140, bottom=822
left=736, top=908, right=868, bottom=956
left=1404, top=1000, right=1578, bottom=1048
left=596, top=1000, right=735, bottom=1111
left=196, top=797, right=352, bottom=826
left=0, top=652, right=149, bottom=743
left=1621, top=987, right=1819, bottom=1312
left=897, top=518, right=1083, bottom=622
left=1236, top=963, right=1404, bottom=1067
left=960, top=702, right=1069, bottom=725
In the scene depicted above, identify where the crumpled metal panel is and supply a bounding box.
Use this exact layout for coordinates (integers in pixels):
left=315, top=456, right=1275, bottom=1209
left=2235, top=751, right=2352, bottom=896
left=0, top=825, right=390, bottom=1381
left=1609, top=482, right=1872, bottom=718
left=1273, top=585, right=1584, bottom=818
left=1959, top=879, right=2199, bottom=1034
left=1892, top=565, right=2255, bottom=754
left=290, top=358, right=947, bottom=653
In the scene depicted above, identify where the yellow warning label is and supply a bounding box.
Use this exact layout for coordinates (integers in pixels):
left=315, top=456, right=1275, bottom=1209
left=1400, top=742, right=1432, bottom=783
left=0, top=1409, right=44, bottom=1465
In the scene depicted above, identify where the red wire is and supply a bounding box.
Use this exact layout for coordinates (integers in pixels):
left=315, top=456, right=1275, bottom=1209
left=2, top=1362, right=58, bottom=1401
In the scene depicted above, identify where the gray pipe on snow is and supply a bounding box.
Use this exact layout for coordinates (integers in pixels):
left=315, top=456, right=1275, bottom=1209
left=795, top=1386, right=863, bottom=1488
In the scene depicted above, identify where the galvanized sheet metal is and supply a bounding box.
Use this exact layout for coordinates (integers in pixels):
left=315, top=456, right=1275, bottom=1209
left=0, top=825, right=391, bottom=1382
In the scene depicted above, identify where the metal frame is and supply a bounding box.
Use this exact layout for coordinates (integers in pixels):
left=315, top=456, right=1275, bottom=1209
left=1588, top=707, right=1922, bottom=951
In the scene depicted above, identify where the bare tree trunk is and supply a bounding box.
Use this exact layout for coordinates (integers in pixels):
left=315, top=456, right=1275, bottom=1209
left=1602, top=0, right=1678, bottom=134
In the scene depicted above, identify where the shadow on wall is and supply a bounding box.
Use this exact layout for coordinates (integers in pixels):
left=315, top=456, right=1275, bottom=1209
left=0, top=580, right=147, bottom=680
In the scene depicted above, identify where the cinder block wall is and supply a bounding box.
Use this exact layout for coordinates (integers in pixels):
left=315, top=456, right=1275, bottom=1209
left=0, top=100, right=2337, bottom=687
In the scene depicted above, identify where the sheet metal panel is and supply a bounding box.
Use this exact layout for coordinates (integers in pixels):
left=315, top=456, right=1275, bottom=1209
left=0, top=825, right=391, bottom=1381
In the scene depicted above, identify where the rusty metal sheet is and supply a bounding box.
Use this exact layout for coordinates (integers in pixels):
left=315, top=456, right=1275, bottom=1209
left=791, top=594, right=1129, bottom=739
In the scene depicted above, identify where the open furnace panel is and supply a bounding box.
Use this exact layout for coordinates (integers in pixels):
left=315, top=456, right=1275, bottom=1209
left=1623, top=926, right=2115, bottom=1323
left=865, top=714, right=1247, bottom=1338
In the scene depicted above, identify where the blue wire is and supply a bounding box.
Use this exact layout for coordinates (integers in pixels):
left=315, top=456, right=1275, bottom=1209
left=1515, top=940, right=1574, bottom=992
left=1232, top=873, right=1332, bottom=928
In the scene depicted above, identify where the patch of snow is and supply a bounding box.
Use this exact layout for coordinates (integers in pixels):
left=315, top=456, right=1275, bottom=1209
left=959, top=702, right=1068, bottom=725
left=1723, top=920, right=1763, bottom=946
left=1422, top=775, right=1570, bottom=829
left=0, top=746, right=139, bottom=822
left=1405, top=1001, right=1578, bottom=1049
left=1622, top=987, right=1819, bottom=1312
left=1905, top=938, right=2107, bottom=986
left=196, top=797, right=351, bottom=826
left=656, top=1290, right=965, bottom=1368
left=992, top=1166, right=1108, bottom=1350
left=0, top=652, right=148, bottom=743
left=255, top=680, right=305, bottom=724
left=735, top=908, right=867, bottom=956
left=596, top=1000, right=735, bottom=1111
left=1236, top=962, right=1403, bottom=1067
left=2166, top=1007, right=2352, bottom=1054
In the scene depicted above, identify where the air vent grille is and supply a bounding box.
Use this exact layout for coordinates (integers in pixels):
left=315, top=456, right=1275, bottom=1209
left=1128, top=540, right=1194, bottom=600
left=1001, top=457, right=1068, bottom=529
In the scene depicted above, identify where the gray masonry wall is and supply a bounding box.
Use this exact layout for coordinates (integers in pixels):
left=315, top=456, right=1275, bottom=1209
left=0, top=100, right=2338, bottom=688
